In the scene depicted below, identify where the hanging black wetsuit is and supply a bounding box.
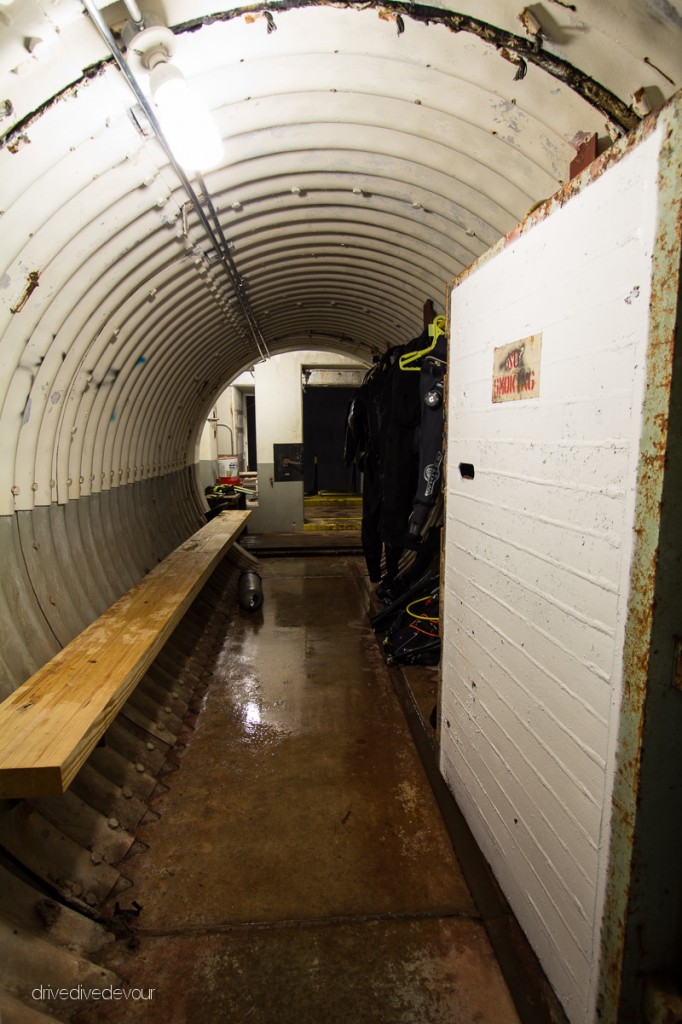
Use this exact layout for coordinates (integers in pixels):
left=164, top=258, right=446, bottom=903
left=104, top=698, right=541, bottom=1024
left=344, top=354, right=394, bottom=582
left=409, top=330, right=448, bottom=533
left=378, top=328, right=428, bottom=580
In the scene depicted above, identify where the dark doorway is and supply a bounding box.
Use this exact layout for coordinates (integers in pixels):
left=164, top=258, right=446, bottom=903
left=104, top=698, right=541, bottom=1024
left=245, top=394, right=257, bottom=471
left=303, top=386, right=356, bottom=495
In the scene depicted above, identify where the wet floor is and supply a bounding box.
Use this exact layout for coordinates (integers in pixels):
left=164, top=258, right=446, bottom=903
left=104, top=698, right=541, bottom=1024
left=80, top=556, right=521, bottom=1024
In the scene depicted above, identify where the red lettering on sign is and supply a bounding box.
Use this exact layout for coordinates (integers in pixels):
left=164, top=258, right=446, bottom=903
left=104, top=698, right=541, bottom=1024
left=493, top=368, right=536, bottom=399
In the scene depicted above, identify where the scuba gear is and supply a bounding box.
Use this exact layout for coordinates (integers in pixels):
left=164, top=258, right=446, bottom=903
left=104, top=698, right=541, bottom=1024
left=383, top=590, right=440, bottom=667
left=409, top=329, right=447, bottom=534
left=344, top=305, right=447, bottom=588
left=238, top=569, right=264, bottom=612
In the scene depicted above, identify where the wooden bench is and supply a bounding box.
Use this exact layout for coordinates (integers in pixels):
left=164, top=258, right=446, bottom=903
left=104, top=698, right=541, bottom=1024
left=0, top=509, right=250, bottom=800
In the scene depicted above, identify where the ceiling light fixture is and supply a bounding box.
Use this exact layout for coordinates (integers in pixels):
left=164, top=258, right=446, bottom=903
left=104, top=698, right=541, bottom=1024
left=82, top=0, right=270, bottom=361
left=131, top=25, right=223, bottom=173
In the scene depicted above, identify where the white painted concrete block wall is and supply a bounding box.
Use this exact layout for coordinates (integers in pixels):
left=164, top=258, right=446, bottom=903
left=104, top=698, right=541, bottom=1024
left=441, top=126, right=664, bottom=1024
left=249, top=350, right=367, bottom=532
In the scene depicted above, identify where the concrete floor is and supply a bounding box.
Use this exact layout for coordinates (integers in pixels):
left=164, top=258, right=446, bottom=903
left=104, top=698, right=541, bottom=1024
left=78, top=556, right=522, bottom=1024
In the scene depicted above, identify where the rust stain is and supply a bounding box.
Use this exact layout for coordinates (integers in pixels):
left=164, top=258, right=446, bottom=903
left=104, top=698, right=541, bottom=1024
left=6, top=131, right=30, bottom=154
left=596, top=94, right=682, bottom=1024
left=10, top=271, right=40, bottom=314
left=1, top=64, right=106, bottom=155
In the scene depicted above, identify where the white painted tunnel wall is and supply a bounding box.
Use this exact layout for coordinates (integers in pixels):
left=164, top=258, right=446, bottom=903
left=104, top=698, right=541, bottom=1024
left=440, top=126, right=664, bottom=1023
left=248, top=350, right=367, bottom=532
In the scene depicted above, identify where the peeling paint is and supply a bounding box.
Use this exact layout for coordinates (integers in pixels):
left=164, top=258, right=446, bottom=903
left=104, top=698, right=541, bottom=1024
left=0, top=63, right=108, bottom=153
left=6, top=132, right=30, bottom=154
left=0, top=0, right=641, bottom=160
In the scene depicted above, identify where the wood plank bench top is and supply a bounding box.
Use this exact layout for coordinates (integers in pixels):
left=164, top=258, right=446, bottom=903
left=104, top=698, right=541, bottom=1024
left=0, top=509, right=250, bottom=800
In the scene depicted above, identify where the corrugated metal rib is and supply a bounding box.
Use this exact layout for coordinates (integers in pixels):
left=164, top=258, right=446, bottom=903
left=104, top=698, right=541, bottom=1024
left=0, top=547, right=250, bottom=1018
left=16, top=507, right=94, bottom=646
left=0, top=477, right=203, bottom=698
left=0, top=516, right=60, bottom=699
left=5, top=4, right=660, bottom=515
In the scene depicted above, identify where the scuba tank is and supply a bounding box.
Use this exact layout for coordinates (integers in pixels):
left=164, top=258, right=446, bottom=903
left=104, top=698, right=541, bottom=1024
left=238, top=569, right=264, bottom=612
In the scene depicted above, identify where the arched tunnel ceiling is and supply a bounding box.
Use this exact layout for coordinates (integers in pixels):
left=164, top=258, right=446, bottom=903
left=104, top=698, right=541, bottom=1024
left=0, top=0, right=680, bottom=515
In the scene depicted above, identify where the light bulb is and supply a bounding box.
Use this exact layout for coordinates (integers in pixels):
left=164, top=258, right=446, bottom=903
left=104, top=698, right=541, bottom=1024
left=150, top=62, right=223, bottom=172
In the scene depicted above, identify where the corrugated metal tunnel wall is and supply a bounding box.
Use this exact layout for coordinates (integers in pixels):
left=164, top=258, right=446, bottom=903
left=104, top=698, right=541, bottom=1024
left=0, top=2, right=681, bottom=1022
left=1, top=0, right=680, bottom=690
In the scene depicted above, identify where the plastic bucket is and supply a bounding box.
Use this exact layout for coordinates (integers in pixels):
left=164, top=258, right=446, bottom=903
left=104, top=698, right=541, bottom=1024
left=218, top=455, right=240, bottom=485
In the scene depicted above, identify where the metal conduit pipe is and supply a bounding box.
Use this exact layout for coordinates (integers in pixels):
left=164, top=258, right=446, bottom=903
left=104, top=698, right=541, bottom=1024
left=80, top=0, right=271, bottom=363
left=219, top=423, right=234, bottom=452
left=122, top=0, right=145, bottom=30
